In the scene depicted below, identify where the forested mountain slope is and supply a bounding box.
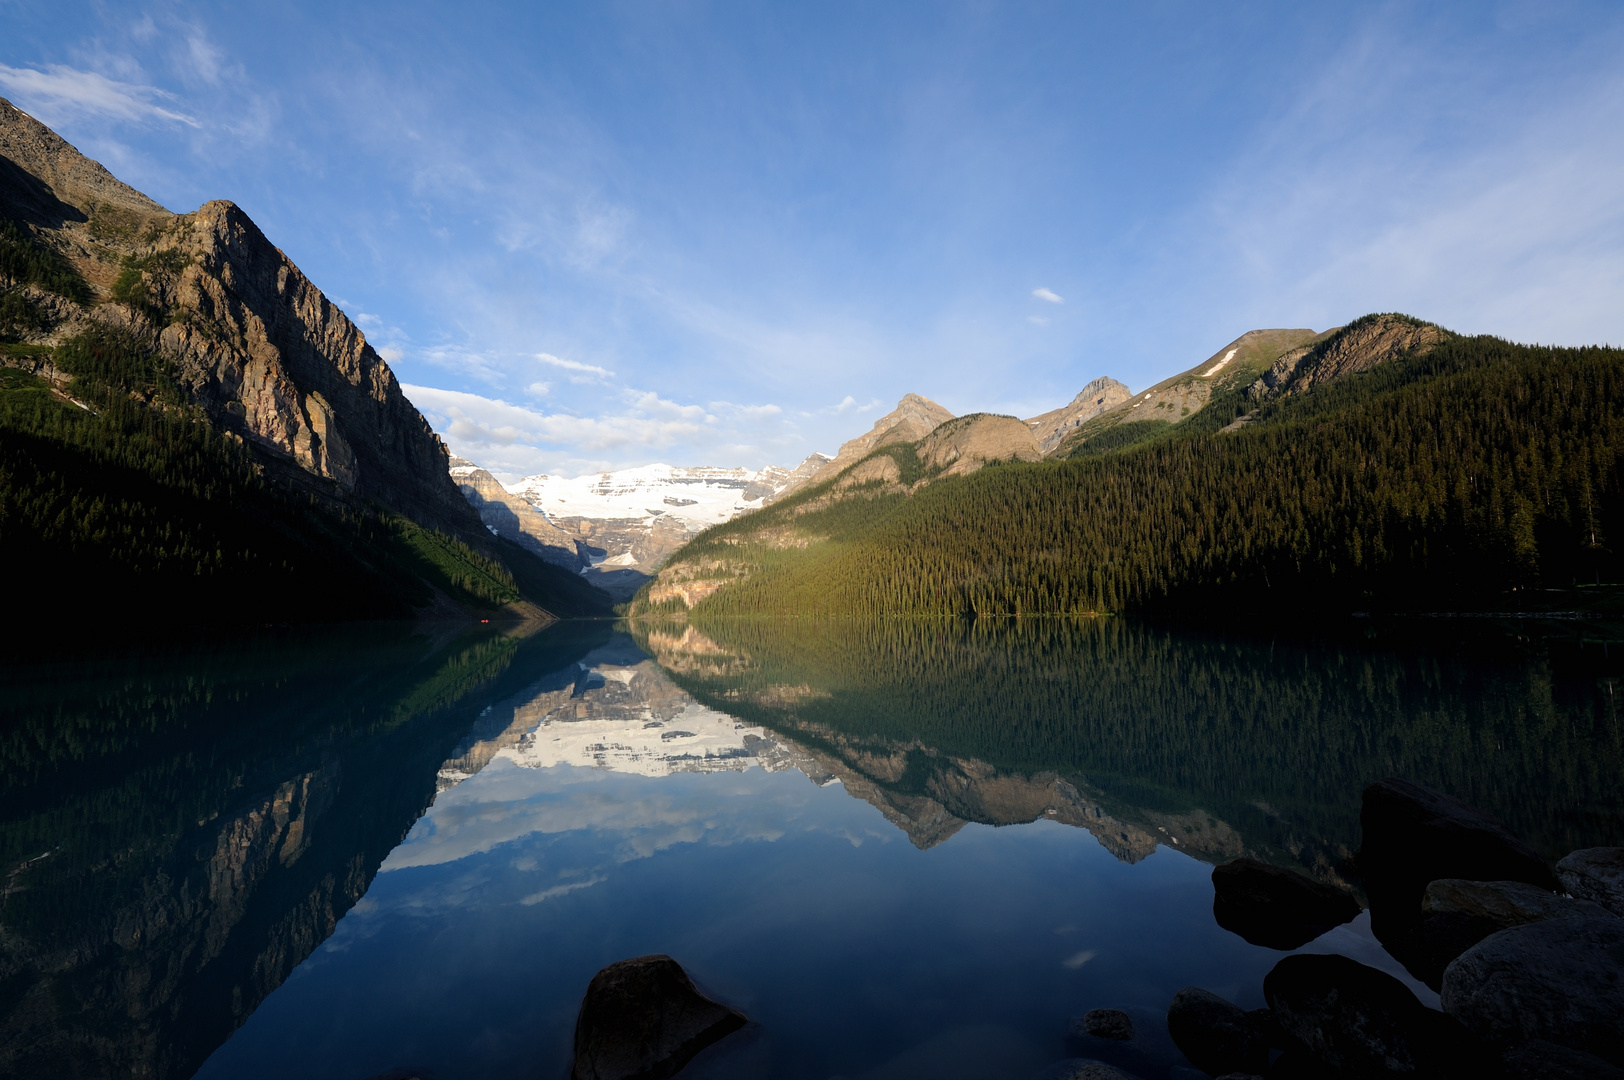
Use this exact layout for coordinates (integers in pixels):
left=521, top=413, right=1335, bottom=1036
left=632, top=316, right=1624, bottom=618
left=0, top=99, right=610, bottom=626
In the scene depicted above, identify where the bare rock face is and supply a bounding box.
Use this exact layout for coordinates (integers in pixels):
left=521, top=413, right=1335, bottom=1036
left=1557, top=848, right=1624, bottom=917
left=572, top=955, right=746, bottom=1080
left=1025, top=376, right=1131, bottom=453
left=1250, top=314, right=1447, bottom=399
left=1358, top=777, right=1557, bottom=938
left=1210, top=857, right=1362, bottom=950
left=917, top=413, right=1042, bottom=478
left=776, top=393, right=954, bottom=498
left=1441, top=917, right=1624, bottom=1067
left=450, top=459, right=585, bottom=569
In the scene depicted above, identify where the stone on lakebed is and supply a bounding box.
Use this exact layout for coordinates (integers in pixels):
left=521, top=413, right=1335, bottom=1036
left=571, top=954, right=746, bottom=1080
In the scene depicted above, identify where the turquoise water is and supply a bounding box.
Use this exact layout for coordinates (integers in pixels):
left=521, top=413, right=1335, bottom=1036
left=2, top=617, right=1619, bottom=1079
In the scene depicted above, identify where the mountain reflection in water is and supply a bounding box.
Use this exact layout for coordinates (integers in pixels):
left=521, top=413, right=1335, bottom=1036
left=0, top=616, right=1619, bottom=1080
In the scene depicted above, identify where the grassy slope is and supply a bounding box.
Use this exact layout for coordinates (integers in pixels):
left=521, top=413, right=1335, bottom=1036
left=634, top=322, right=1624, bottom=619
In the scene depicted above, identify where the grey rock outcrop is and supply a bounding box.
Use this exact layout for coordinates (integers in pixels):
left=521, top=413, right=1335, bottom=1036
left=916, top=413, right=1042, bottom=479
left=1165, top=987, right=1270, bottom=1077
left=0, top=98, right=485, bottom=541
left=1441, top=917, right=1624, bottom=1066
left=1210, top=857, right=1361, bottom=950
left=571, top=955, right=746, bottom=1080
left=450, top=459, right=584, bottom=569
left=1025, top=376, right=1131, bottom=453
left=1248, top=314, right=1446, bottom=400
left=1557, top=848, right=1624, bottom=917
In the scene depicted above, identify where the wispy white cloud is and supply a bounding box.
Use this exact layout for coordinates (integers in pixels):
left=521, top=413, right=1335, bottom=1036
left=519, top=875, right=606, bottom=905
left=0, top=63, right=198, bottom=127
left=1032, top=287, right=1064, bottom=304
left=1027, top=315, right=1049, bottom=326
left=536, top=352, right=616, bottom=382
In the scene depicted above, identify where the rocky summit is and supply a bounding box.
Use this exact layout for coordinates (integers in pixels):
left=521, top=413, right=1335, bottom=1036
left=0, top=97, right=481, bottom=539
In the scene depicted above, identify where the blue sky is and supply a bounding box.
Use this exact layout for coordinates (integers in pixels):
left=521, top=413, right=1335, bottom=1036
left=3, top=2, right=1622, bottom=478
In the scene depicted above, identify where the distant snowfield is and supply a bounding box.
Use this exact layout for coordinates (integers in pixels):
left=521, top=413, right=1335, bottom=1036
left=504, top=464, right=791, bottom=530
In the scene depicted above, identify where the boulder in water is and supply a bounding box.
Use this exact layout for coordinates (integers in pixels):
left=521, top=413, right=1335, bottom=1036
left=1424, top=877, right=1609, bottom=927
left=1500, top=1039, right=1624, bottom=1079
left=571, top=954, right=747, bottom=1080
left=1210, top=857, right=1361, bottom=950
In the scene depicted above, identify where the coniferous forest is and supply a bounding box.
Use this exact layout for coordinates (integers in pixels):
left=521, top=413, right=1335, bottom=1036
left=638, top=328, right=1624, bottom=619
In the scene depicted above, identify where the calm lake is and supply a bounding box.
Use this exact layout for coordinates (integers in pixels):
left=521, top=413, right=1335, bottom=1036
left=2, top=616, right=1621, bottom=1080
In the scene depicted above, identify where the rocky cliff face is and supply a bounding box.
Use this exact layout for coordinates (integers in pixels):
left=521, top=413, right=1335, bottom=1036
left=0, top=98, right=483, bottom=540
left=1024, top=376, right=1131, bottom=452
left=917, top=413, right=1042, bottom=478
left=1248, top=315, right=1447, bottom=400
left=770, top=393, right=955, bottom=502
left=450, top=458, right=586, bottom=569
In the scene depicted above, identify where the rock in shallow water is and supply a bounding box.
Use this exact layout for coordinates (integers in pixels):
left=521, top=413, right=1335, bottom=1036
left=1264, top=953, right=1487, bottom=1076
left=571, top=954, right=747, bottom=1080
left=1384, top=910, right=1504, bottom=992
left=1358, top=777, right=1557, bottom=937
left=1164, top=987, right=1269, bottom=1077
left=1557, top=847, right=1624, bottom=917
left=1441, top=917, right=1624, bottom=1067
left=1080, top=1009, right=1134, bottom=1041
left=1210, top=857, right=1362, bottom=950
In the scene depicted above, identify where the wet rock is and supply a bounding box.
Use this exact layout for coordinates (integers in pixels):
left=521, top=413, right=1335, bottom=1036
left=1264, top=953, right=1485, bottom=1076
left=1358, top=777, right=1557, bottom=937
left=1212, top=1075, right=1264, bottom=1080
left=1501, top=1039, right=1624, bottom=1080
left=1066, top=1003, right=1186, bottom=1079
left=1165, top=987, right=1269, bottom=1077
left=1557, top=848, right=1624, bottom=917
left=1081, top=1009, right=1135, bottom=1041
left=1441, top=917, right=1624, bottom=1066
left=1211, top=857, right=1362, bottom=950
left=1385, top=911, right=1503, bottom=992
left=571, top=954, right=747, bottom=1080
left=1424, top=877, right=1611, bottom=927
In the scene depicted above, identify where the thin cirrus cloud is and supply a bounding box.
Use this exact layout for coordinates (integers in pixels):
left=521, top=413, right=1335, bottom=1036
left=536, top=352, right=615, bottom=380
left=0, top=63, right=197, bottom=127
left=1031, top=288, right=1064, bottom=304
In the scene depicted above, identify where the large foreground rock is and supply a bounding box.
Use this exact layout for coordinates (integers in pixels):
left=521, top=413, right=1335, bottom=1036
left=1164, top=987, right=1269, bottom=1077
left=1384, top=911, right=1503, bottom=992
left=1264, top=953, right=1484, bottom=1076
left=1358, top=778, right=1556, bottom=936
left=1210, top=857, right=1361, bottom=950
left=1501, top=1040, right=1624, bottom=1079
left=1441, top=917, right=1624, bottom=1067
left=1557, top=848, right=1624, bottom=917
left=572, top=955, right=747, bottom=1080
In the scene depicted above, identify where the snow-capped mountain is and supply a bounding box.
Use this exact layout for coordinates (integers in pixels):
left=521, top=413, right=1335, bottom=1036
left=506, top=463, right=796, bottom=532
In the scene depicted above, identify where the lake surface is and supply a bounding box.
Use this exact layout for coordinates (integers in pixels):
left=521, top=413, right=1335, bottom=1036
left=2, top=616, right=1621, bottom=1079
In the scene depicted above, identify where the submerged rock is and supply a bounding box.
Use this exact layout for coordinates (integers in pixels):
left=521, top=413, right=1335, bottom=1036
left=1442, top=917, right=1624, bottom=1067
left=1556, top=847, right=1624, bottom=917
left=1080, top=1009, right=1134, bottom=1041
left=1210, top=857, right=1361, bottom=950
left=1264, top=953, right=1485, bottom=1076
left=1164, top=987, right=1269, bottom=1077
left=1066, top=1003, right=1186, bottom=1079
left=1358, top=777, right=1556, bottom=937
left=571, top=954, right=747, bottom=1080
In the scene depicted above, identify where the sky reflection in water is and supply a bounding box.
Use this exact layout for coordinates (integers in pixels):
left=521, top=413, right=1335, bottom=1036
left=193, top=627, right=1452, bottom=1080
